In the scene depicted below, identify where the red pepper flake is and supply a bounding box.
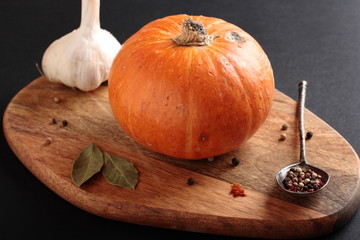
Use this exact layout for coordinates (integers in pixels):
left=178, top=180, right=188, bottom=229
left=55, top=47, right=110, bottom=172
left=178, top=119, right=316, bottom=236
left=230, top=183, right=246, bottom=197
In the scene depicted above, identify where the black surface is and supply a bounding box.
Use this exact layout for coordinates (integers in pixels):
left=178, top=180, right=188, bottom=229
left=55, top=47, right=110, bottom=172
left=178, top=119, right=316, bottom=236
left=1, top=0, right=359, bottom=239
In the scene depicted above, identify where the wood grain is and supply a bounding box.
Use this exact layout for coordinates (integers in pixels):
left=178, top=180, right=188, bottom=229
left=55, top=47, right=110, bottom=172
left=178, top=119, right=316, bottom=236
left=3, top=77, right=360, bottom=239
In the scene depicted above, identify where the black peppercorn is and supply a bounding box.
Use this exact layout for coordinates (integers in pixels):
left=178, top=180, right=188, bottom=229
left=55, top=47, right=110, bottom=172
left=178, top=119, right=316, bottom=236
left=187, top=178, right=195, bottom=186
left=52, top=118, right=57, bottom=124
left=62, top=120, right=68, bottom=127
left=306, top=131, right=313, bottom=140
left=231, top=157, right=240, bottom=166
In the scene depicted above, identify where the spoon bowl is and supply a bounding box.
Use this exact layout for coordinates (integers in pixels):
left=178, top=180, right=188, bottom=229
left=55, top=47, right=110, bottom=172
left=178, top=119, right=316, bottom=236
left=276, top=81, right=330, bottom=195
left=276, top=162, right=330, bottom=195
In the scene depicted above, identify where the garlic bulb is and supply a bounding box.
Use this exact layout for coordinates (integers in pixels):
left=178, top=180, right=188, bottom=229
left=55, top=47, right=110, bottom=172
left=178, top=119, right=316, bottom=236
left=42, top=0, right=121, bottom=91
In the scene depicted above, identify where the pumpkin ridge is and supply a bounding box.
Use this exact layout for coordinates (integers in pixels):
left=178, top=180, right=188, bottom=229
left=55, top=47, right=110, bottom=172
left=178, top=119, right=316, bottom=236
left=126, top=37, right=175, bottom=49
left=207, top=46, right=255, bottom=141
left=200, top=47, right=227, bottom=154
left=202, top=20, right=232, bottom=36
left=226, top=58, right=255, bottom=140
left=139, top=15, right=184, bottom=33
left=202, top=19, right=224, bottom=29
left=224, top=50, right=264, bottom=139
left=138, top=27, right=179, bottom=40
left=184, top=49, right=195, bottom=158
left=119, top=49, right=168, bottom=139
left=201, top=47, right=222, bottom=101
left=212, top=44, right=273, bottom=137
left=163, top=14, right=190, bottom=26
left=123, top=79, right=135, bottom=139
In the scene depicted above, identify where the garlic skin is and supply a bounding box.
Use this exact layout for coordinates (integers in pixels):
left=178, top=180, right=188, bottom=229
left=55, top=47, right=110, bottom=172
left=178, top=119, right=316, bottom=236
left=42, top=0, right=121, bottom=91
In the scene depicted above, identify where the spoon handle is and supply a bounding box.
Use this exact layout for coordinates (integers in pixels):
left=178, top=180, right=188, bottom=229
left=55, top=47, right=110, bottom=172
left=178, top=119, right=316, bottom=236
left=298, top=80, right=308, bottom=164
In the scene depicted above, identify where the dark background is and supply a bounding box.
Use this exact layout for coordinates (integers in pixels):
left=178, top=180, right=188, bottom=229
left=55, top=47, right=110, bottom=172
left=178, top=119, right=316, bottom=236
left=1, top=0, right=359, bottom=239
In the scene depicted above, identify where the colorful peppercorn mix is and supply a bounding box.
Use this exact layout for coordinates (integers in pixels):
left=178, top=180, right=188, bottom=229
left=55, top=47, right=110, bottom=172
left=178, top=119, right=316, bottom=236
left=283, top=167, right=324, bottom=193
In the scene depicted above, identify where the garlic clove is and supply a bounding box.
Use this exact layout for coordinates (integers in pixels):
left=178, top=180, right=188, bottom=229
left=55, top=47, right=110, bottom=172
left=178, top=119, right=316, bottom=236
left=41, top=0, right=121, bottom=92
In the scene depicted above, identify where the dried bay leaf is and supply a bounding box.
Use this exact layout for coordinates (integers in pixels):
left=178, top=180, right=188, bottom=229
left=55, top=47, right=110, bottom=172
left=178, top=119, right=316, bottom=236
left=102, top=152, right=138, bottom=189
left=71, top=143, right=104, bottom=187
left=71, top=143, right=139, bottom=189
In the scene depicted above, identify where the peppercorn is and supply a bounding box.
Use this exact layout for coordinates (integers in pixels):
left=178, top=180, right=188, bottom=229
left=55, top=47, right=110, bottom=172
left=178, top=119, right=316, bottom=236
left=304, top=178, right=311, bottom=184
left=306, top=131, right=313, bottom=140
left=52, top=118, right=57, bottom=124
left=187, top=178, right=195, bottom=186
left=62, top=120, right=68, bottom=127
left=279, top=133, right=287, bottom=141
left=45, top=137, right=52, bottom=145
left=281, top=124, right=289, bottom=130
left=231, top=157, right=240, bottom=166
left=53, top=96, right=61, bottom=103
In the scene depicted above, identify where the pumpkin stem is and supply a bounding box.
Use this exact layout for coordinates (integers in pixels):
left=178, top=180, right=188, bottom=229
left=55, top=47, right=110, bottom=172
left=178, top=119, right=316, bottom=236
left=173, top=18, right=217, bottom=46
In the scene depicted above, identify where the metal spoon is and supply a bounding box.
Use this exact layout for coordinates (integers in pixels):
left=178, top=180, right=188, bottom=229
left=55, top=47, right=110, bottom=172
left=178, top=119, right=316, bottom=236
left=276, top=80, right=330, bottom=195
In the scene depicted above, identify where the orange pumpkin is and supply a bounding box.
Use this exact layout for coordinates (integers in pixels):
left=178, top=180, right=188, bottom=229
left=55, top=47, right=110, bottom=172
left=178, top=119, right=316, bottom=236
left=109, top=14, right=275, bottom=160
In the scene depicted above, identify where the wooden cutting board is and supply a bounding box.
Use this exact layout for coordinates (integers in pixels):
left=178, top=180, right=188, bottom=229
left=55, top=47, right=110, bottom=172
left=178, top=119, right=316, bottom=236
left=3, top=77, right=360, bottom=239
